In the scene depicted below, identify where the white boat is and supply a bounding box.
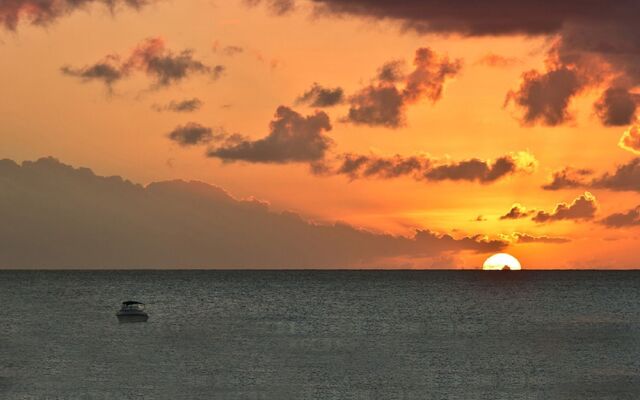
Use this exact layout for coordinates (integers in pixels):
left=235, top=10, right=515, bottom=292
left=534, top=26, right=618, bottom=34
left=116, top=301, right=148, bottom=322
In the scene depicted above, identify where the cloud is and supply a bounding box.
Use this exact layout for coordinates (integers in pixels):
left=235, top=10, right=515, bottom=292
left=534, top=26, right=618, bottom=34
left=0, top=0, right=151, bottom=30
left=335, top=150, right=537, bottom=183
left=295, top=83, right=344, bottom=107
left=208, top=106, right=334, bottom=164
left=601, top=206, right=640, bottom=228
left=345, top=47, right=462, bottom=128
left=542, top=167, right=594, bottom=190
left=212, top=41, right=244, bottom=56
left=619, top=125, right=640, bottom=155
left=167, top=122, right=214, bottom=146
left=505, top=67, right=584, bottom=126
left=499, top=203, right=534, bottom=220
left=475, top=54, right=520, bottom=68
left=62, top=37, right=223, bottom=89
left=532, top=192, right=598, bottom=223
left=273, top=1, right=640, bottom=128
left=510, top=233, right=571, bottom=244
left=0, top=157, right=507, bottom=268
left=592, top=158, right=640, bottom=192
left=244, top=0, right=295, bottom=15
left=594, top=87, right=639, bottom=126
left=153, top=98, right=203, bottom=113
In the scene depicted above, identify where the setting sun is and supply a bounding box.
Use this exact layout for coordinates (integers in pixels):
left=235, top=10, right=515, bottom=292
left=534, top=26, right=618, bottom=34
left=483, top=253, right=522, bottom=271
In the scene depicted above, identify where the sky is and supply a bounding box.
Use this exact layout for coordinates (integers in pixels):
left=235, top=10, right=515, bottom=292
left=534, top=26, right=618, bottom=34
left=1, top=0, right=639, bottom=268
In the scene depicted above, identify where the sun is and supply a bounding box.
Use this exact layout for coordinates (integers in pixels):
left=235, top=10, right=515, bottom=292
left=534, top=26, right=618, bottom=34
left=483, top=253, right=522, bottom=271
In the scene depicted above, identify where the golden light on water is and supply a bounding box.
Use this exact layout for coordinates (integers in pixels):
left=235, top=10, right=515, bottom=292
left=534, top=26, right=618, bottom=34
left=483, top=253, right=522, bottom=271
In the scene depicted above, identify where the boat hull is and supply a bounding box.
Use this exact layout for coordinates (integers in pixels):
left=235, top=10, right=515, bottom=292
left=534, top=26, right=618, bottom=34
left=116, top=313, right=149, bottom=323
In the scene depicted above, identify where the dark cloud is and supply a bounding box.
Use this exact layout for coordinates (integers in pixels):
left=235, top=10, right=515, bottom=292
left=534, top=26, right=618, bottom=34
left=594, top=87, right=639, bottom=126
left=500, top=204, right=534, bottom=220
left=337, top=153, right=430, bottom=179
left=0, top=0, right=151, bottom=30
left=336, top=151, right=537, bottom=183
left=0, top=157, right=507, bottom=268
left=532, top=192, right=598, bottom=223
left=601, top=206, right=640, bottom=228
left=296, top=83, right=344, bottom=107
left=345, top=47, right=462, bottom=128
left=542, top=167, right=593, bottom=190
left=619, top=125, right=640, bottom=155
left=153, top=98, right=204, bottom=113
left=265, top=0, right=640, bottom=128
left=62, top=37, right=223, bottom=89
left=167, top=122, right=213, bottom=146
left=511, top=233, right=570, bottom=244
left=505, top=67, right=584, bottom=126
left=208, top=106, right=333, bottom=164
left=60, top=56, right=125, bottom=90
left=593, top=158, right=640, bottom=192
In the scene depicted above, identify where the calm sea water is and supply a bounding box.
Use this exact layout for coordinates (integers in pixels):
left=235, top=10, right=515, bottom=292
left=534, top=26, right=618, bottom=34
left=1, top=270, right=640, bottom=399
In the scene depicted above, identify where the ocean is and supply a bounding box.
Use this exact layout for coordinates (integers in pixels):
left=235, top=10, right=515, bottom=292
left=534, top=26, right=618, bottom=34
left=1, top=270, right=639, bottom=399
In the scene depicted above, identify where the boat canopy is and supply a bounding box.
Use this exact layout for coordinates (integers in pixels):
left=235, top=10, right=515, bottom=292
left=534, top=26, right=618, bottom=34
left=122, top=301, right=145, bottom=305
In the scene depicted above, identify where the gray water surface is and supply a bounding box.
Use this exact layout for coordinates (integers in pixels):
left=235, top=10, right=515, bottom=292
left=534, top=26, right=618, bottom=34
left=1, top=270, right=640, bottom=399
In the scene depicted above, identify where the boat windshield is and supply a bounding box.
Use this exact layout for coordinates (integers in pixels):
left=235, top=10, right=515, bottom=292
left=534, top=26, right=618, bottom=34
left=122, top=303, right=145, bottom=310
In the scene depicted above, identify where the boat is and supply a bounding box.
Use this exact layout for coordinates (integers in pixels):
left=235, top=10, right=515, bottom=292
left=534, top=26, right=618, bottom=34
left=116, top=301, right=149, bottom=322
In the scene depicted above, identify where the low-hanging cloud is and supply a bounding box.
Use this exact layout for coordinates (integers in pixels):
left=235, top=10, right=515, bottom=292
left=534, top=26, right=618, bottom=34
left=0, top=157, right=508, bottom=268
left=208, top=106, right=334, bottom=164
left=345, top=47, right=462, bottom=128
left=509, top=233, right=571, bottom=244
left=295, top=83, right=344, bottom=107
left=62, top=37, right=223, bottom=89
left=335, top=151, right=537, bottom=184
left=532, top=192, right=598, bottom=223
left=544, top=159, right=640, bottom=193
left=0, top=0, right=152, bottom=30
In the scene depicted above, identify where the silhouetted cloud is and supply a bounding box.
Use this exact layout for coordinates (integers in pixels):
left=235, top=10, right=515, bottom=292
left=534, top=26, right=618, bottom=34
left=505, top=67, right=584, bottom=126
left=167, top=122, right=213, bottom=146
left=153, top=98, right=204, bottom=113
left=208, top=106, right=333, bottom=163
left=0, top=157, right=508, bottom=268
left=510, top=233, right=571, bottom=244
left=542, top=167, right=594, bottom=190
left=335, top=151, right=537, bottom=183
left=601, top=206, right=640, bottom=228
left=532, top=192, right=598, bottom=223
left=594, top=87, right=639, bottom=126
left=296, top=83, right=344, bottom=107
left=345, top=47, right=462, bottom=128
left=592, top=158, right=640, bottom=192
left=0, top=0, right=151, bottom=30
left=62, top=37, right=223, bottom=89
left=336, top=153, right=429, bottom=179
left=619, top=125, right=640, bottom=155
left=500, top=204, right=534, bottom=220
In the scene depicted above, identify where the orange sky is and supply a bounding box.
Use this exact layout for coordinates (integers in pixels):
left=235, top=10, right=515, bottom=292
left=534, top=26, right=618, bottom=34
left=1, top=0, right=639, bottom=268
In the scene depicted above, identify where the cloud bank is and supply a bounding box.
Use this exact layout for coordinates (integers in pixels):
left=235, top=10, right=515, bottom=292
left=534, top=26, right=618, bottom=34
left=0, top=157, right=508, bottom=268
